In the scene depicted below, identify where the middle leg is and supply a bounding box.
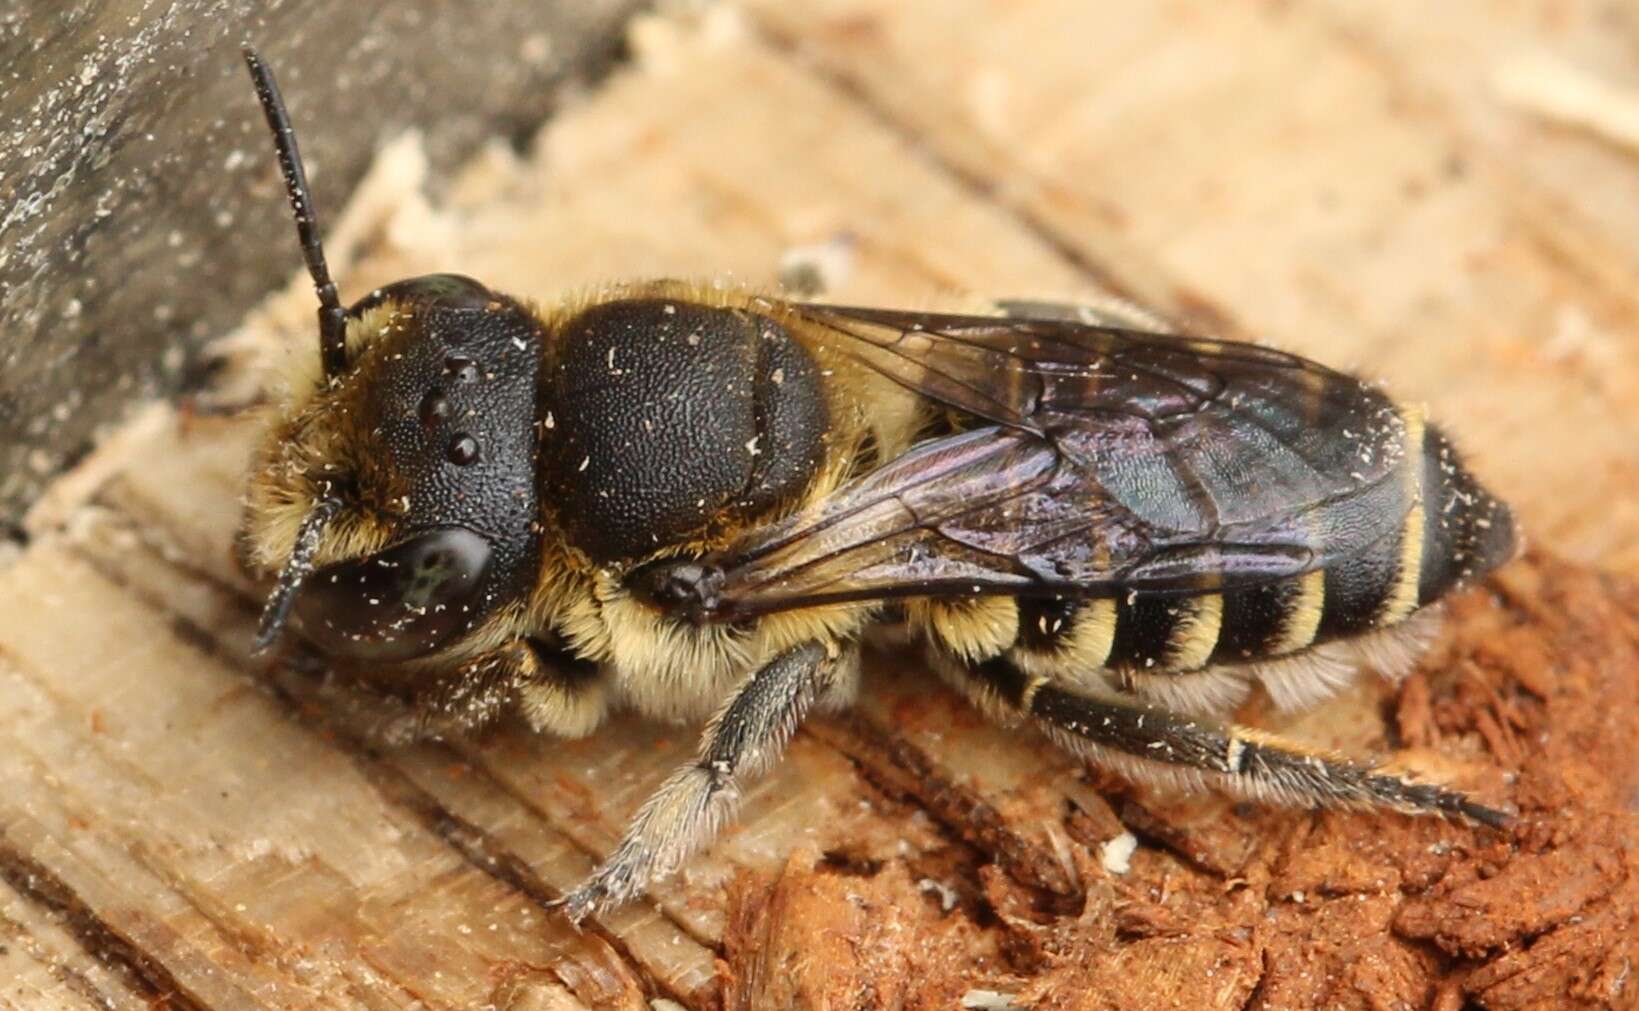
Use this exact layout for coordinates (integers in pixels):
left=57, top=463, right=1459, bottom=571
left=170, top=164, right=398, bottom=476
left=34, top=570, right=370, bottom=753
left=560, top=639, right=837, bottom=923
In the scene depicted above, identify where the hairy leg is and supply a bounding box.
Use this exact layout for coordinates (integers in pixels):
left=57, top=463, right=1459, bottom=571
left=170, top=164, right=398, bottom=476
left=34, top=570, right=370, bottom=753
left=560, top=640, right=836, bottom=923
left=961, top=653, right=1508, bottom=826
left=292, top=636, right=601, bottom=745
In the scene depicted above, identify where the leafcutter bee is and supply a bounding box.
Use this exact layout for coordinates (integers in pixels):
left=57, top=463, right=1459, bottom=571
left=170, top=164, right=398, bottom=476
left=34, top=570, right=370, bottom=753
left=236, top=49, right=1517, bottom=922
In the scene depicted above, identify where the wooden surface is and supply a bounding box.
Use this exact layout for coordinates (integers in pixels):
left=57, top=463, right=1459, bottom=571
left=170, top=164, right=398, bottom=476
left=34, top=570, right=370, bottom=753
left=4, top=4, right=1639, bottom=1009
left=0, top=0, right=640, bottom=532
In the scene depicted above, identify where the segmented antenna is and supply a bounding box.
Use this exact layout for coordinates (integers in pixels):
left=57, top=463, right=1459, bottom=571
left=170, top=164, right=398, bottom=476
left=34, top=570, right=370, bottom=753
left=242, top=46, right=348, bottom=379
left=253, top=497, right=343, bottom=653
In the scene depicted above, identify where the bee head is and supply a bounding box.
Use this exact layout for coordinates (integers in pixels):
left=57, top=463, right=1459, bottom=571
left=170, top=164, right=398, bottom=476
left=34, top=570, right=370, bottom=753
left=239, top=50, right=542, bottom=663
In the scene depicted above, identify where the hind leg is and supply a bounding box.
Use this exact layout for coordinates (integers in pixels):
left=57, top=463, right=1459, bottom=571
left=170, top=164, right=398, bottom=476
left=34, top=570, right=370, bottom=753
left=944, top=651, right=1507, bottom=826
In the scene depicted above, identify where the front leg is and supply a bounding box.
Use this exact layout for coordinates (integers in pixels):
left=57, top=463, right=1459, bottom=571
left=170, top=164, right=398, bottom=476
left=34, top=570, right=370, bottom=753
left=560, top=640, right=835, bottom=923
left=290, top=636, right=604, bottom=746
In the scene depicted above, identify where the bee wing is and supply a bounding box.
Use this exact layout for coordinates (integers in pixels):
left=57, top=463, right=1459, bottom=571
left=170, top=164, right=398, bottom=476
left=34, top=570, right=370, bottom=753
left=787, top=301, right=1349, bottom=432
left=685, top=304, right=1414, bottom=620
left=693, top=424, right=1322, bottom=620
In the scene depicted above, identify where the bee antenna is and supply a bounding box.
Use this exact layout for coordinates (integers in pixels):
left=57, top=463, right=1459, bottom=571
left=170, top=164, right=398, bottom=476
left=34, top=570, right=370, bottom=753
left=253, top=497, right=343, bottom=654
left=242, top=46, right=348, bottom=379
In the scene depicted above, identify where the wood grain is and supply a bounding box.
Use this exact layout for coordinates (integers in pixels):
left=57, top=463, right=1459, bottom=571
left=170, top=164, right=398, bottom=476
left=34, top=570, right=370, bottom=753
left=0, top=875, right=152, bottom=1010
left=3, top=4, right=1636, bottom=1008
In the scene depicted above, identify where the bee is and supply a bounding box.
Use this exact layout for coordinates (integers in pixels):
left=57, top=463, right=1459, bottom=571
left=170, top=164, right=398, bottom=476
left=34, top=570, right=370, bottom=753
left=236, top=49, right=1517, bottom=923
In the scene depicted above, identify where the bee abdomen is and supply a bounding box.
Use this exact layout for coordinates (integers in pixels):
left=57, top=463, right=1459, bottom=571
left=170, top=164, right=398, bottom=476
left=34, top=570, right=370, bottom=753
left=1209, top=576, right=1319, bottom=663
left=1011, top=592, right=1220, bottom=677
left=1418, top=422, right=1515, bottom=606
left=1309, top=415, right=1515, bottom=645
left=1199, top=412, right=1515, bottom=661
left=1104, top=592, right=1222, bottom=672
left=933, top=417, right=1514, bottom=684
left=1011, top=424, right=1512, bottom=679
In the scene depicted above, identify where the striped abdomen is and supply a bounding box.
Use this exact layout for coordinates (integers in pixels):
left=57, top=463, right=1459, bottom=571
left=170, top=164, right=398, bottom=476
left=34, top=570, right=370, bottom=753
left=917, top=404, right=1515, bottom=707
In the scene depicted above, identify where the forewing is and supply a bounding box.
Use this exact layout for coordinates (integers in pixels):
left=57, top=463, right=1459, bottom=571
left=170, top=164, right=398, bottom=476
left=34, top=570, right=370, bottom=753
left=788, top=302, right=1322, bottom=431
left=792, top=302, right=1415, bottom=546
left=680, top=303, right=1416, bottom=621
left=692, top=426, right=1316, bottom=621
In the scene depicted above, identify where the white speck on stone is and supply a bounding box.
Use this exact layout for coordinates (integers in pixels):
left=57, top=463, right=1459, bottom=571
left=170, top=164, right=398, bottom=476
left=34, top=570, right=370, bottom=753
left=1100, top=831, right=1138, bottom=875
left=961, top=991, right=1025, bottom=1010
left=776, top=233, right=856, bottom=296
left=518, top=33, right=553, bottom=66
left=916, top=877, right=960, bottom=912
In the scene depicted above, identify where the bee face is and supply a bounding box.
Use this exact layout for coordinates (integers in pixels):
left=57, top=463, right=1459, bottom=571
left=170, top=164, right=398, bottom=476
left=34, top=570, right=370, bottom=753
left=241, top=274, right=545, bottom=663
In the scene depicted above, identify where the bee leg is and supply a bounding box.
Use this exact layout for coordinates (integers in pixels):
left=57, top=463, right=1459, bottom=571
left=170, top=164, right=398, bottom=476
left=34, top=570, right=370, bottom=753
left=559, top=640, right=835, bottom=924
left=965, top=656, right=1509, bottom=827
left=275, top=641, right=503, bottom=745
left=405, top=640, right=546, bottom=741
left=298, top=637, right=601, bottom=746
left=509, top=637, right=608, bottom=739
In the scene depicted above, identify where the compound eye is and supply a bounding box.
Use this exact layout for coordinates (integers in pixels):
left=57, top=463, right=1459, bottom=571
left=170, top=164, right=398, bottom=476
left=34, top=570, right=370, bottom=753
left=346, top=273, right=494, bottom=318
left=293, top=527, right=493, bottom=662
